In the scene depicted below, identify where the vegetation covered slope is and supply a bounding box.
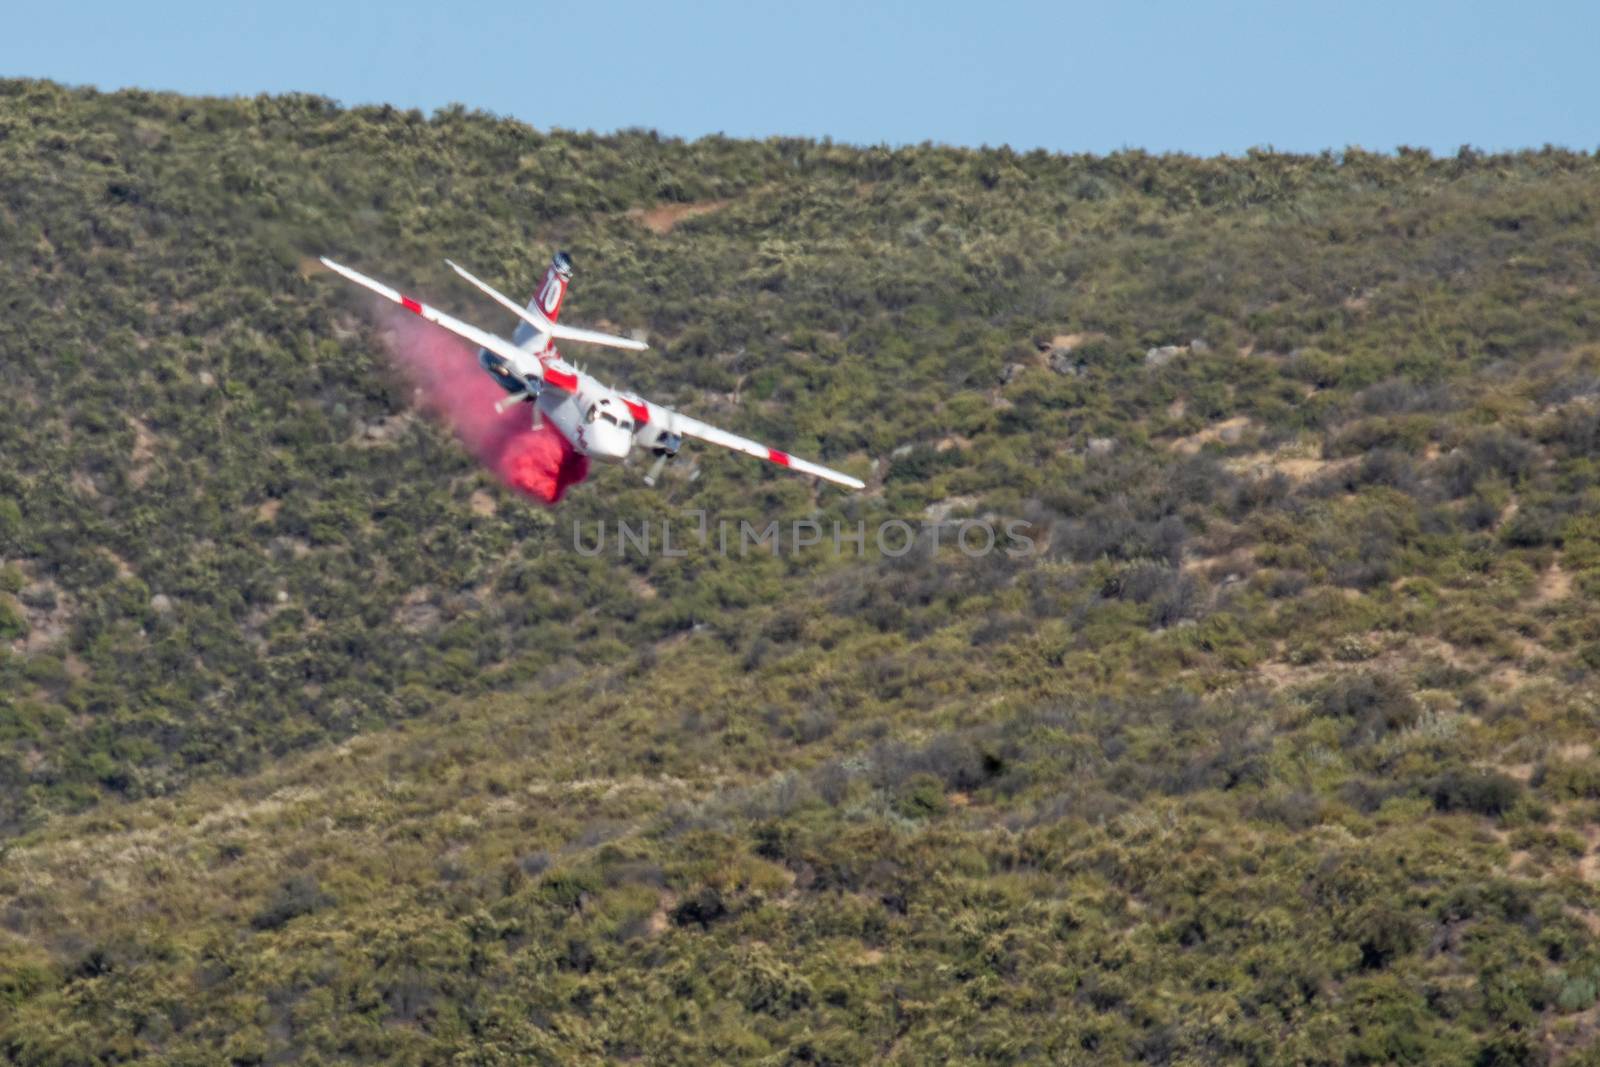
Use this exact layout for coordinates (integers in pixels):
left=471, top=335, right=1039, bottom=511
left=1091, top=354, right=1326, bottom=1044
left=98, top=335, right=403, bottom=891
left=5, top=78, right=1600, bottom=1062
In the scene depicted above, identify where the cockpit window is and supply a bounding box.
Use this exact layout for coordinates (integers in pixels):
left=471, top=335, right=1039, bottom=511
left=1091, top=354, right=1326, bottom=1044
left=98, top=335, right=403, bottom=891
left=588, top=399, right=631, bottom=430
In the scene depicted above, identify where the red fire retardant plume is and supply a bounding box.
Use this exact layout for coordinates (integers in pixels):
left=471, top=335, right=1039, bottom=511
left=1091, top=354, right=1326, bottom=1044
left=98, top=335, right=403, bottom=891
left=378, top=308, right=589, bottom=504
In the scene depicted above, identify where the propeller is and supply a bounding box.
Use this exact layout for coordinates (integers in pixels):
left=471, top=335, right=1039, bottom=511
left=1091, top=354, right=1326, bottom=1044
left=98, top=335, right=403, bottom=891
left=492, top=375, right=543, bottom=414
left=494, top=391, right=530, bottom=414
left=642, top=431, right=683, bottom=487
left=643, top=452, right=670, bottom=487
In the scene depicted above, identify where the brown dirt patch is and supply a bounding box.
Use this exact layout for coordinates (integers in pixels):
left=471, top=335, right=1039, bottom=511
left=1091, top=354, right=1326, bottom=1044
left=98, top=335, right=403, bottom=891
left=1170, top=417, right=1255, bottom=455
left=1489, top=665, right=1533, bottom=691
left=355, top=412, right=418, bottom=447
left=101, top=549, right=136, bottom=580
left=1567, top=904, right=1600, bottom=935
left=1532, top=564, right=1572, bottom=606
left=394, top=589, right=441, bottom=634
left=923, top=495, right=980, bottom=523
left=1224, top=450, right=1356, bottom=483
left=1188, top=547, right=1257, bottom=583
left=645, top=892, right=676, bottom=936
left=1252, top=634, right=1473, bottom=692
left=1253, top=659, right=1328, bottom=690
left=127, top=417, right=157, bottom=489
left=12, top=574, right=74, bottom=654
left=628, top=198, right=731, bottom=235
left=1046, top=332, right=1104, bottom=352
left=1278, top=456, right=1349, bottom=480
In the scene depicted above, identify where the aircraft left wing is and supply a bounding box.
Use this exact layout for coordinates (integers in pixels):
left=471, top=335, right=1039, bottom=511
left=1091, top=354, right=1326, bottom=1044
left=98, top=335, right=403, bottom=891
left=627, top=396, right=866, bottom=490
left=319, top=257, right=545, bottom=381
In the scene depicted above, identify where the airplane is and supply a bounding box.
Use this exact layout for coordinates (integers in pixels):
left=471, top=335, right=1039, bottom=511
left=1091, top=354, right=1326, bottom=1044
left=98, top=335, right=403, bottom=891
left=319, top=252, right=866, bottom=490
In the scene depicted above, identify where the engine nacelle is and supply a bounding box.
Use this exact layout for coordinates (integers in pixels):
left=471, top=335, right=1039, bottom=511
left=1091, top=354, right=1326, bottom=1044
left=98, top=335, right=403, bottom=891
left=647, top=429, right=682, bottom=457
left=479, top=348, right=527, bottom=395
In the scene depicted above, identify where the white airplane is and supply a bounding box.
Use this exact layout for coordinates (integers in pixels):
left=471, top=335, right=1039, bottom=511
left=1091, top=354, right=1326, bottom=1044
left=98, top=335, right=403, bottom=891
left=320, top=252, right=865, bottom=490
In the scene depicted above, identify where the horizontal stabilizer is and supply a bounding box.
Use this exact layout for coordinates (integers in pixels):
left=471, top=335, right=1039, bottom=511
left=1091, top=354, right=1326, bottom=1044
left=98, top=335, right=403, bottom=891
left=445, top=260, right=648, bottom=352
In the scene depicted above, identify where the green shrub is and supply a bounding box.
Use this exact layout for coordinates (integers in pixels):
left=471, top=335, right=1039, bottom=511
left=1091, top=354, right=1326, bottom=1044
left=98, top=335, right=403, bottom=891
left=893, top=773, right=948, bottom=819
left=1428, top=770, right=1522, bottom=817
left=250, top=875, right=333, bottom=930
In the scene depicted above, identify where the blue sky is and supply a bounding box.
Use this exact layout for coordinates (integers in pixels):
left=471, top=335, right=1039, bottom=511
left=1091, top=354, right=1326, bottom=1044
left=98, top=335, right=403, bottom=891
left=4, top=1, right=1594, bottom=156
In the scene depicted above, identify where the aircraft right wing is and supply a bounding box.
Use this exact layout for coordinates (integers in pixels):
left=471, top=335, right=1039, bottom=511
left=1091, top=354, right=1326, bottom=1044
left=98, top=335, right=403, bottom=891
left=320, top=257, right=548, bottom=382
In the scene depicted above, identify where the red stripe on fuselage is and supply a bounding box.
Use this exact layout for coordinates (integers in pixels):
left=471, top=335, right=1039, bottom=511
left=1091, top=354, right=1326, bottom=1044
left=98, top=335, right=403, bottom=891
left=767, top=449, right=791, bottom=467
left=400, top=295, right=423, bottom=315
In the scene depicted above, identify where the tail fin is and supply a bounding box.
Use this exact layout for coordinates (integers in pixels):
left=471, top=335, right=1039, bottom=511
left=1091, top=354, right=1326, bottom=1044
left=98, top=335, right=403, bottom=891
left=512, top=251, right=573, bottom=346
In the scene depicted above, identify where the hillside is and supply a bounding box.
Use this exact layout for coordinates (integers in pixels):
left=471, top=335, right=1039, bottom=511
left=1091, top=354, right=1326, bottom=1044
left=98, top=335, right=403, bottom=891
left=4, top=78, right=1600, bottom=1062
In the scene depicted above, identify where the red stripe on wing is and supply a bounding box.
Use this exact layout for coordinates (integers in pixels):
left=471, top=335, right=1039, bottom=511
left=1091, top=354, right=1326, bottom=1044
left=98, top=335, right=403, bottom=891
left=400, top=295, right=423, bottom=315
left=623, top=399, right=650, bottom=425
left=544, top=368, right=578, bottom=392
left=767, top=449, right=792, bottom=467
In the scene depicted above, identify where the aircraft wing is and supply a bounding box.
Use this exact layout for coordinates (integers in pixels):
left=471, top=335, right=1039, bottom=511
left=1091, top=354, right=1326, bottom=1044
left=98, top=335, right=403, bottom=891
left=320, top=257, right=546, bottom=381
left=630, top=396, right=865, bottom=490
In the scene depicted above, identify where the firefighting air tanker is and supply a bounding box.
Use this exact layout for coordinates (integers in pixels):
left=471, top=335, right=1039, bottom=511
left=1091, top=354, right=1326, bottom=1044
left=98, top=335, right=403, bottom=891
left=320, top=253, right=866, bottom=491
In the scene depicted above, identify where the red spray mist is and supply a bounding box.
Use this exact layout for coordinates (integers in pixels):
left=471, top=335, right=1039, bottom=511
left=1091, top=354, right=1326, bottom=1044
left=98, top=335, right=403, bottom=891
left=377, top=307, right=589, bottom=505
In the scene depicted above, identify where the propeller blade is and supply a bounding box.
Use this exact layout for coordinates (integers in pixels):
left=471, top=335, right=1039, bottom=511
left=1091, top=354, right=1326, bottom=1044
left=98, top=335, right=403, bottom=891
left=492, top=374, right=544, bottom=414
left=643, top=452, right=670, bottom=487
